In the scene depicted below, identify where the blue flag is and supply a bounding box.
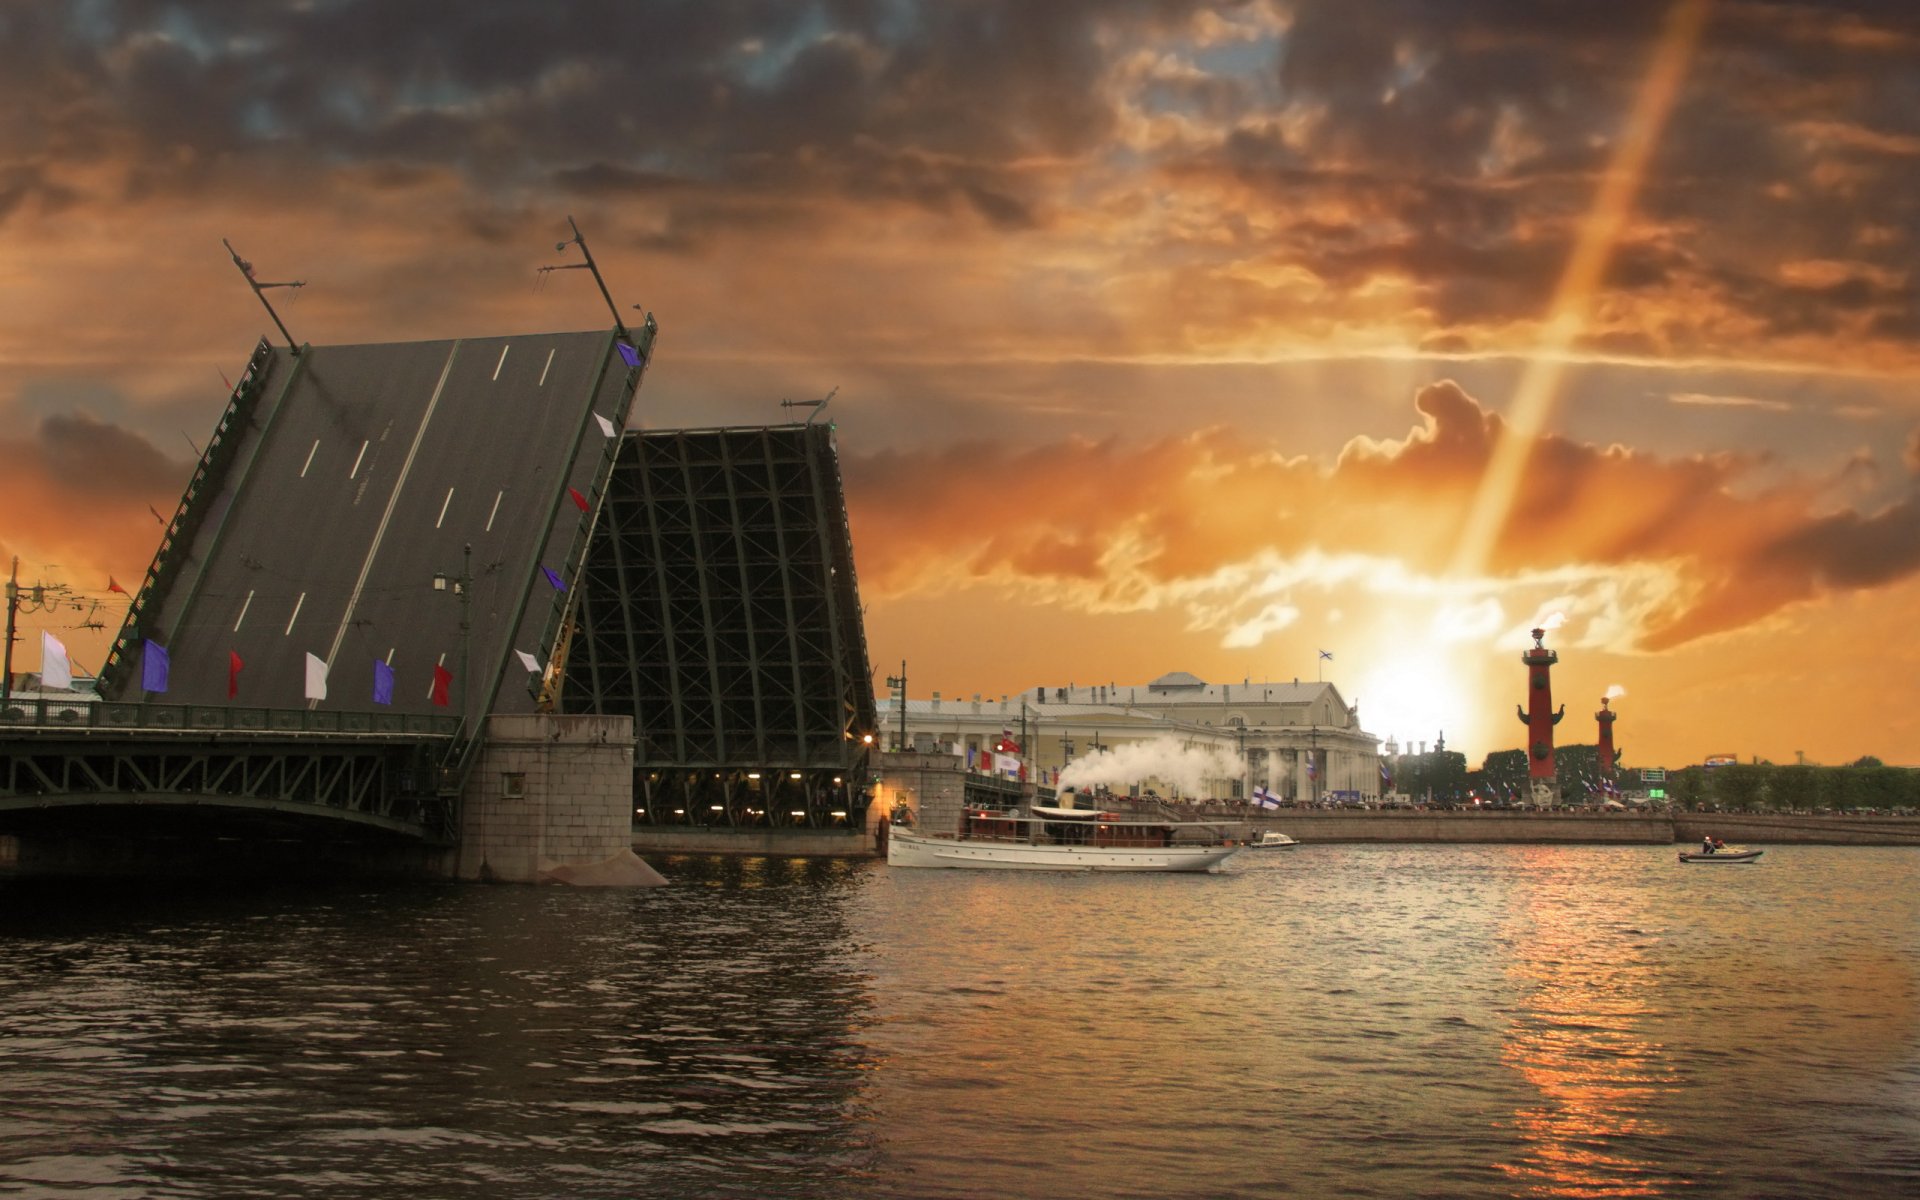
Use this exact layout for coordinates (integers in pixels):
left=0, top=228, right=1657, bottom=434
left=541, top=565, right=567, bottom=591
left=616, top=341, right=643, bottom=368
left=372, top=659, right=394, bottom=706
left=142, top=639, right=170, bottom=693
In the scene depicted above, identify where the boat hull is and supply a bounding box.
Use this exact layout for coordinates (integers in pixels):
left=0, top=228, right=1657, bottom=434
left=887, top=829, right=1239, bottom=872
left=1677, top=850, right=1763, bottom=863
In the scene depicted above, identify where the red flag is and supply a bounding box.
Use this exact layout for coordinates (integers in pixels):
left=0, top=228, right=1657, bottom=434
left=228, top=650, right=243, bottom=699
left=108, top=577, right=128, bottom=595
left=568, top=487, right=590, bottom=512
left=430, top=664, right=453, bottom=707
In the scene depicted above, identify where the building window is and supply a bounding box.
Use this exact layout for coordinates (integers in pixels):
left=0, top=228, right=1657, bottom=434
left=1226, top=716, right=1246, bottom=728
left=501, top=772, right=526, bottom=798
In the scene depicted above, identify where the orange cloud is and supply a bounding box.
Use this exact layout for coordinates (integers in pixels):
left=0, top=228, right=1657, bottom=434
left=844, top=380, right=1920, bottom=654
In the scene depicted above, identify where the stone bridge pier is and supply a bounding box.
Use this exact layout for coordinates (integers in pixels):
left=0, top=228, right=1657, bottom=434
left=456, top=714, right=664, bottom=886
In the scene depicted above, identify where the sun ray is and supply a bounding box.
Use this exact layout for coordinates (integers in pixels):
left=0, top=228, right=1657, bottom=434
left=1448, top=0, right=1715, bottom=579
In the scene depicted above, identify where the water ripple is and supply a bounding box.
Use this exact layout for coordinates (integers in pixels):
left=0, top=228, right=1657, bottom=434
left=1, top=847, right=1916, bottom=1197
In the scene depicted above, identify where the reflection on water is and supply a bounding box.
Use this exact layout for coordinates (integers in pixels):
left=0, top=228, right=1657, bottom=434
left=1495, top=848, right=1681, bottom=1197
left=2, top=846, right=1917, bottom=1198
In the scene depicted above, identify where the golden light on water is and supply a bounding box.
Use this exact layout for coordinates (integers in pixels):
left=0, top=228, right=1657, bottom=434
left=1449, top=0, right=1715, bottom=580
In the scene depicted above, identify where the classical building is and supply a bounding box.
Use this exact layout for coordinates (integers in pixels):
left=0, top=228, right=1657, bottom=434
left=875, top=671, right=1385, bottom=804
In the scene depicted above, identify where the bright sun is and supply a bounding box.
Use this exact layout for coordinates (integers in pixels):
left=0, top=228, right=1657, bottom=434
left=1353, top=649, right=1478, bottom=755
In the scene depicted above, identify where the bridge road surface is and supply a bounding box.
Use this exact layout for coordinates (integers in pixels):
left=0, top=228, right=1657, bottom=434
left=125, top=330, right=637, bottom=724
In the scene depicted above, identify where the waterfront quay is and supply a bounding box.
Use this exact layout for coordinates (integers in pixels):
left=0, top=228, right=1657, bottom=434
left=629, top=805, right=1920, bottom=858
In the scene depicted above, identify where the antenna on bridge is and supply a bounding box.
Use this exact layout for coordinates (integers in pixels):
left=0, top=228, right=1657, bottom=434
left=538, top=216, right=628, bottom=340
left=222, top=239, right=306, bottom=355
left=780, top=386, right=837, bottom=427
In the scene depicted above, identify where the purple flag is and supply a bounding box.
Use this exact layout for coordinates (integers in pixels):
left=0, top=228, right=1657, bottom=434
left=142, top=639, right=170, bottom=693
left=541, top=566, right=567, bottom=592
left=616, top=341, right=642, bottom=368
left=372, top=659, right=395, bottom=706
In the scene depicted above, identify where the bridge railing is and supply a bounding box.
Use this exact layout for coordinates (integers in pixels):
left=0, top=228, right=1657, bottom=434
left=0, top=697, right=461, bottom=739
left=98, top=337, right=279, bottom=695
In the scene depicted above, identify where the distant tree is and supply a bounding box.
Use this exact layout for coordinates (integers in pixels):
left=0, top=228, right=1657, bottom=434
left=1851, top=755, right=1885, bottom=769
left=1773, top=765, right=1816, bottom=812
left=1712, top=762, right=1769, bottom=811
left=1431, top=751, right=1468, bottom=803
left=1555, top=743, right=1601, bottom=802
left=1860, top=767, right=1909, bottom=810
left=1481, top=750, right=1527, bottom=802
left=1815, top=767, right=1861, bottom=811
left=1669, top=766, right=1706, bottom=809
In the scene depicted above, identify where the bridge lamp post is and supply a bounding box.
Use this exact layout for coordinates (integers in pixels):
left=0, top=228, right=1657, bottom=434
left=885, top=663, right=907, bottom=751
left=432, top=543, right=472, bottom=729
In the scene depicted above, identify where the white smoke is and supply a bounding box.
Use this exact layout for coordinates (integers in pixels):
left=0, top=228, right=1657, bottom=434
left=1605, top=684, right=1628, bottom=700
left=1057, top=737, right=1246, bottom=797
left=1540, top=610, right=1567, bottom=630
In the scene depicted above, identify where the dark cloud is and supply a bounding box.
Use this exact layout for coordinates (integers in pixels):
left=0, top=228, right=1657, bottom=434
left=1, top=1, right=1218, bottom=235
left=3, top=0, right=1919, bottom=363
left=0, top=413, right=189, bottom=585
left=34, top=413, right=186, bottom=497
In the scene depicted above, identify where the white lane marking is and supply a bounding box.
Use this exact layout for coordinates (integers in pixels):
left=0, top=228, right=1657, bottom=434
left=233, top=589, right=254, bottom=632
left=300, top=440, right=320, bottom=478
left=485, top=490, right=503, bottom=532
left=349, top=440, right=368, bottom=479
left=493, top=345, right=510, bottom=380
left=538, top=348, right=555, bottom=386
left=317, top=343, right=463, bottom=689
left=436, top=487, right=455, bottom=529
left=284, top=591, right=305, bottom=636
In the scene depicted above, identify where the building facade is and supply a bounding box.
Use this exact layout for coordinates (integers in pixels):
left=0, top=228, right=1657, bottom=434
left=876, top=671, right=1385, bottom=805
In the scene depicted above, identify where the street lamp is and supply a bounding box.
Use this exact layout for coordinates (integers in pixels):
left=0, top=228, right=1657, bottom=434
left=884, top=661, right=907, bottom=751
left=432, top=543, right=472, bottom=727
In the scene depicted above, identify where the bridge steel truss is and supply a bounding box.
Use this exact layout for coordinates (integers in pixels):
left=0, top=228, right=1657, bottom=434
left=0, top=719, right=458, bottom=843
left=561, top=423, right=878, bottom=830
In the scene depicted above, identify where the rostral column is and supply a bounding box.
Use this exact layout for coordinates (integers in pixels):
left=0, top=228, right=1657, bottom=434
left=1596, top=696, right=1619, bottom=778
left=1515, top=627, right=1564, bottom=806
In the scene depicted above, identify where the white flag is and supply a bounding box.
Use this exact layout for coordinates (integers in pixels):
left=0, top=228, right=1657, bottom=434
left=594, top=412, right=617, bottom=439
left=40, top=631, right=72, bottom=690
left=514, top=649, right=540, bottom=673
left=304, top=652, right=328, bottom=701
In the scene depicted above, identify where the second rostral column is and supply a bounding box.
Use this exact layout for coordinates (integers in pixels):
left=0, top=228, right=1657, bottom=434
left=1596, top=696, right=1619, bottom=779
left=1516, top=627, right=1564, bottom=807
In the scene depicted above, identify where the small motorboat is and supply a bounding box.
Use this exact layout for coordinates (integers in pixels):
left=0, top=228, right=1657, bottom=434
left=1244, top=830, right=1299, bottom=850
left=1677, top=847, right=1763, bottom=863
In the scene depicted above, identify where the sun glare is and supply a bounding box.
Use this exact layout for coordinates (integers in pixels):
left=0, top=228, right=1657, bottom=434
left=1356, top=649, right=1476, bottom=755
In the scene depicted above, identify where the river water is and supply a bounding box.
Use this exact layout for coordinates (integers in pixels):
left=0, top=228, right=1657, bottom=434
left=2, top=845, right=1916, bottom=1199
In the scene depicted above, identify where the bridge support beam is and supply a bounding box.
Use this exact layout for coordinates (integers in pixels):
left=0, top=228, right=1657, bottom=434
left=454, top=714, right=663, bottom=885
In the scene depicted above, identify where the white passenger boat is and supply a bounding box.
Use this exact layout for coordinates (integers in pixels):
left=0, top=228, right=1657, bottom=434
left=1244, top=830, right=1299, bottom=850
left=886, top=804, right=1241, bottom=872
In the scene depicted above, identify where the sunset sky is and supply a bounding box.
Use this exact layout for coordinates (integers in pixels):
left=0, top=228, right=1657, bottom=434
left=3, top=1, right=1918, bottom=769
